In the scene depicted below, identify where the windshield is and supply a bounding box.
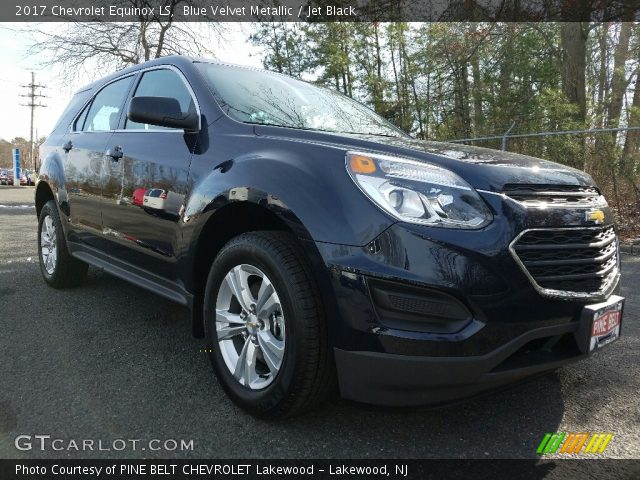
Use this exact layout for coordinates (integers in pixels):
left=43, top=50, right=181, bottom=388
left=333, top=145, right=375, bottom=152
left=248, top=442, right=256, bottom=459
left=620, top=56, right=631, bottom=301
left=196, top=63, right=407, bottom=138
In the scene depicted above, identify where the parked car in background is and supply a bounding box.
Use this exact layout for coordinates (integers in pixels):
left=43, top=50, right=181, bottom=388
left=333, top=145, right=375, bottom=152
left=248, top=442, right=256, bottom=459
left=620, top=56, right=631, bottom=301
left=36, top=56, right=624, bottom=418
left=142, top=188, right=184, bottom=216
left=0, top=169, right=7, bottom=185
left=142, top=188, right=167, bottom=210
left=132, top=187, right=146, bottom=206
left=5, top=171, right=14, bottom=186
left=20, top=169, right=35, bottom=186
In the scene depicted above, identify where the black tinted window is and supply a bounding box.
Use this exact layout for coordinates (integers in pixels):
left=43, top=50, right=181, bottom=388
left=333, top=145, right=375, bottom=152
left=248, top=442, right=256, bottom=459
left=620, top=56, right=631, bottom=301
left=126, top=69, right=195, bottom=130
left=84, top=76, right=134, bottom=132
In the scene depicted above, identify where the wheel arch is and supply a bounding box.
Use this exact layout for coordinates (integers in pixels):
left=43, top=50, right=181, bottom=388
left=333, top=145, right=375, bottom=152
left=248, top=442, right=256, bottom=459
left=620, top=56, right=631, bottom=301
left=35, top=181, right=55, bottom=218
left=36, top=148, right=68, bottom=217
left=187, top=200, right=338, bottom=341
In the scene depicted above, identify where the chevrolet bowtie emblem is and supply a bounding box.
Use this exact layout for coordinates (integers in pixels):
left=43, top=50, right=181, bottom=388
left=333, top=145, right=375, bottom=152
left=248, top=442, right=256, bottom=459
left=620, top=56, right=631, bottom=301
left=586, top=210, right=605, bottom=224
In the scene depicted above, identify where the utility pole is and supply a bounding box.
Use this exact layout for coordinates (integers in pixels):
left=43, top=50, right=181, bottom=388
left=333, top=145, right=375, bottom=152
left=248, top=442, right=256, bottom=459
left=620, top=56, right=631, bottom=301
left=20, top=72, right=47, bottom=173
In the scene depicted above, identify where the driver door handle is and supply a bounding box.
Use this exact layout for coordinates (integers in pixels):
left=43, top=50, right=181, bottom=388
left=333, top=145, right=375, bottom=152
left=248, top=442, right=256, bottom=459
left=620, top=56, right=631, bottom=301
left=106, top=146, right=123, bottom=161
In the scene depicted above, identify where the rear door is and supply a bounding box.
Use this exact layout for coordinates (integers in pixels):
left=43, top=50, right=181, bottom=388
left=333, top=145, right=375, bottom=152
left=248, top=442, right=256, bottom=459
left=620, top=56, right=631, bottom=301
left=62, top=75, right=135, bottom=247
left=101, top=67, right=197, bottom=279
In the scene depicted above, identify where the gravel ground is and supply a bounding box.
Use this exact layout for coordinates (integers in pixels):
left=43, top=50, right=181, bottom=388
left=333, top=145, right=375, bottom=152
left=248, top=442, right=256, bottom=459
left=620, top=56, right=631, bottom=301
left=0, top=186, right=638, bottom=461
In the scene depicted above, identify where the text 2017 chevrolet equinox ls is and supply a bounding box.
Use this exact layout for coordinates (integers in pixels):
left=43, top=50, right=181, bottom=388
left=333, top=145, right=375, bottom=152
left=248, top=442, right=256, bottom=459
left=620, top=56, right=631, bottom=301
left=37, top=56, right=624, bottom=418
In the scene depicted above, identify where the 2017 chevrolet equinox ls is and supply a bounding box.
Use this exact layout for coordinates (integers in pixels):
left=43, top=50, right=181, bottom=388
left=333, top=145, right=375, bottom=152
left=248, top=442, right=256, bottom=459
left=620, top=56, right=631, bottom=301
left=36, top=56, right=624, bottom=418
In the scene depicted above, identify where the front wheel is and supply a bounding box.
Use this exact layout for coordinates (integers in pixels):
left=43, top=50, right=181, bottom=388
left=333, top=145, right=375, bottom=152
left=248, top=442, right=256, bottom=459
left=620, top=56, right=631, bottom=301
left=204, top=231, right=334, bottom=418
left=38, top=200, right=88, bottom=288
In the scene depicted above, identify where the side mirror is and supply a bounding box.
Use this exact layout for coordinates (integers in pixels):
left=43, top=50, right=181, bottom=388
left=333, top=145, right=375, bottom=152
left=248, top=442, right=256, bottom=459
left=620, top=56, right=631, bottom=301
left=127, top=96, right=200, bottom=132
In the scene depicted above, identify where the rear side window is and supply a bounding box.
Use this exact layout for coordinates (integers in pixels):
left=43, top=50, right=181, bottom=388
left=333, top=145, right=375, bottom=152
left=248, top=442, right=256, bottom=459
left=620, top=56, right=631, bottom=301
left=126, top=69, right=195, bottom=130
left=83, top=76, right=134, bottom=132
left=73, top=104, right=89, bottom=132
left=50, top=89, right=92, bottom=135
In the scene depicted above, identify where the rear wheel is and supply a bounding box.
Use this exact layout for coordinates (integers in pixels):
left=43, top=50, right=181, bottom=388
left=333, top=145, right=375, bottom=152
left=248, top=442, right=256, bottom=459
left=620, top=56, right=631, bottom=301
left=204, top=231, right=334, bottom=418
left=38, top=200, right=88, bottom=288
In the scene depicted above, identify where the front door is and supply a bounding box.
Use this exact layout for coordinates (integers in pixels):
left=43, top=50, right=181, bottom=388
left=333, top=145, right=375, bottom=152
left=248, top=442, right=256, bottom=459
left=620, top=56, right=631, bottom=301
left=101, top=67, right=197, bottom=280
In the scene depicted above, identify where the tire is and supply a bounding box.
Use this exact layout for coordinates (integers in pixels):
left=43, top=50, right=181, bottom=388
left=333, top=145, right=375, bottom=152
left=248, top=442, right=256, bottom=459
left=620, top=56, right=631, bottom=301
left=38, top=200, right=88, bottom=288
left=204, top=231, right=335, bottom=418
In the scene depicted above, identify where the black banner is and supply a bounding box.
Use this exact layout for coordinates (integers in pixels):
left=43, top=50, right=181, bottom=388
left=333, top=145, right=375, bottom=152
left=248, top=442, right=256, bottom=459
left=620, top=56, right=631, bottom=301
left=3, top=0, right=640, bottom=23
left=1, top=459, right=640, bottom=480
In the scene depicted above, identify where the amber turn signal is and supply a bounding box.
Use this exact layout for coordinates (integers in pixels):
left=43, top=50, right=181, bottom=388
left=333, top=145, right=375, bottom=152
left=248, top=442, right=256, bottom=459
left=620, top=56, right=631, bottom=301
left=350, top=155, right=377, bottom=174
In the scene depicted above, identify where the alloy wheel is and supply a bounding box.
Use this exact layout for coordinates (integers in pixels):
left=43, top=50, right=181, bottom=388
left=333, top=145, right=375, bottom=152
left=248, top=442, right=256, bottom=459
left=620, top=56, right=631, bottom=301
left=215, top=264, right=286, bottom=390
left=40, top=215, right=57, bottom=275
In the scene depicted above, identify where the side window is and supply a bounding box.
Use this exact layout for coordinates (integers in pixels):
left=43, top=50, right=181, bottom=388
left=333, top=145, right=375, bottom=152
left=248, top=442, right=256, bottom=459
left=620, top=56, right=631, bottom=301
left=51, top=89, right=91, bottom=134
left=126, top=69, right=195, bottom=130
left=73, top=104, right=89, bottom=132
left=83, top=76, right=134, bottom=132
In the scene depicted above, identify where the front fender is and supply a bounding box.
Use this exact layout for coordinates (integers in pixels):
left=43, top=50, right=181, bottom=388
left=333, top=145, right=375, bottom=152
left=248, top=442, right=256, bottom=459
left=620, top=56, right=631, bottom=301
left=183, top=144, right=395, bottom=246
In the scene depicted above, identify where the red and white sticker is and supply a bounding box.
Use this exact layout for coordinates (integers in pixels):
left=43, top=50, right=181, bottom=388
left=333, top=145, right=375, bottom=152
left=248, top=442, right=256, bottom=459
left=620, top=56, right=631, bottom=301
left=590, top=307, right=622, bottom=351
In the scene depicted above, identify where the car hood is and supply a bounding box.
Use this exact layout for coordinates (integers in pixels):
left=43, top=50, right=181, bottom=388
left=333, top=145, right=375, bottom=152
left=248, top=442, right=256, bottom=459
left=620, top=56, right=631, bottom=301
left=254, top=126, right=596, bottom=192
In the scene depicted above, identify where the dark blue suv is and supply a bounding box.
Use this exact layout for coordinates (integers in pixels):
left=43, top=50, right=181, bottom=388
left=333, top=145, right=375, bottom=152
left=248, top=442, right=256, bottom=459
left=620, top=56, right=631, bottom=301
left=36, top=56, right=624, bottom=417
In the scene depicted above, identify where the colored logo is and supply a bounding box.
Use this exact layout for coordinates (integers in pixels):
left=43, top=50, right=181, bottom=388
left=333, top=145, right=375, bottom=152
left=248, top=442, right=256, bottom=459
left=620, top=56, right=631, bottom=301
left=585, top=210, right=605, bottom=224
left=536, top=432, right=613, bottom=455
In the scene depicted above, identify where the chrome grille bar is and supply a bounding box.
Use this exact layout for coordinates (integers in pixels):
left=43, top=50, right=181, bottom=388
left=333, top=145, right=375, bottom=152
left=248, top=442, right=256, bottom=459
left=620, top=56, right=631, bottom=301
left=509, top=226, right=620, bottom=300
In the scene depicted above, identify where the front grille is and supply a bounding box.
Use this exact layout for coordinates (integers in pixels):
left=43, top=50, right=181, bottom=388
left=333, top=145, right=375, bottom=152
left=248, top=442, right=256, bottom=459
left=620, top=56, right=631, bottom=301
left=510, top=226, right=619, bottom=298
left=503, top=184, right=606, bottom=208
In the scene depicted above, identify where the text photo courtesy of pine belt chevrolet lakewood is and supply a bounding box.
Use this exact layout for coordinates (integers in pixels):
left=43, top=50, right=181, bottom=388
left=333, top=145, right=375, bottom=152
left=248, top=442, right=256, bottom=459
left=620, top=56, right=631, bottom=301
left=35, top=55, right=624, bottom=418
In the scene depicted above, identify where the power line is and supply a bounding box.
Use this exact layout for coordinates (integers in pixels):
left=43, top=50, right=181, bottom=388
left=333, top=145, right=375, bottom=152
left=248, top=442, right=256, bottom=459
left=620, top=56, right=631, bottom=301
left=19, top=72, right=47, bottom=172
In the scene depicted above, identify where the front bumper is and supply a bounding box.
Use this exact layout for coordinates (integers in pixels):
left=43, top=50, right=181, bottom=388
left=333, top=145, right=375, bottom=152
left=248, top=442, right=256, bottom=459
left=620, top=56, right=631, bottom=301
left=313, top=194, right=622, bottom=405
left=334, top=293, right=624, bottom=406
left=335, top=322, right=586, bottom=406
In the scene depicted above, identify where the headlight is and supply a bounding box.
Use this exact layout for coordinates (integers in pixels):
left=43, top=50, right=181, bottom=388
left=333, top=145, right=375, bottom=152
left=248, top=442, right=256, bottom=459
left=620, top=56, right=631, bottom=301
left=346, top=151, right=492, bottom=229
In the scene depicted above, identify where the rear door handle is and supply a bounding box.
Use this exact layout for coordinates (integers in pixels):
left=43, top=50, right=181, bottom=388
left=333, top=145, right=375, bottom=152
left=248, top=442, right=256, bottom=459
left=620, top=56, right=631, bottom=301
left=106, top=146, right=123, bottom=161
left=62, top=141, right=73, bottom=152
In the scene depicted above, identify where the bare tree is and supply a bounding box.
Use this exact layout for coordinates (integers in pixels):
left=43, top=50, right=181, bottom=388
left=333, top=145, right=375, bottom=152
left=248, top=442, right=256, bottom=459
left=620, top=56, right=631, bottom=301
left=560, top=22, right=589, bottom=124
left=607, top=22, right=633, bottom=140
left=24, top=0, right=224, bottom=84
